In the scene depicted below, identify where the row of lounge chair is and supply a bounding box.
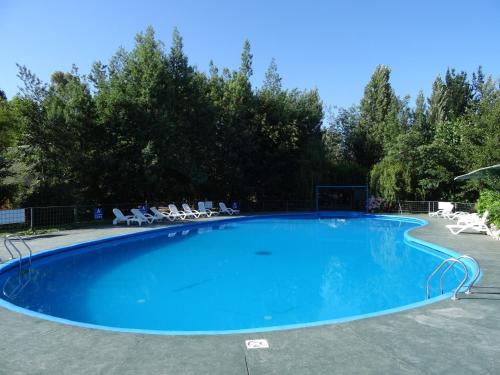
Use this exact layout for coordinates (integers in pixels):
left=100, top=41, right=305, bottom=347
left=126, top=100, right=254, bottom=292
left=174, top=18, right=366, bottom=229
left=112, top=202, right=240, bottom=226
left=429, top=205, right=497, bottom=239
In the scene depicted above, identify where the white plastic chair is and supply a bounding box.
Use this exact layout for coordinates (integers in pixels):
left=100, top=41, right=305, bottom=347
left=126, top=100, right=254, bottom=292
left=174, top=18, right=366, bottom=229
left=219, top=202, right=240, bottom=215
left=446, top=211, right=491, bottom=235
left=168, top=204, right=187, bottom=220
left=456, top=213, right=480, bottom=225
left=429, top=202, right=453, bottom=218
left=198, top=201, right=218, bottom=217
left=150, top=207, right=173, bottom=222
left=112, top=208, right=141, bottom=226
left=182, top=203, right=201, bottom=219
left=446, top=211, right=471, bottom=220
left=130, top=208, right=156, bottom=225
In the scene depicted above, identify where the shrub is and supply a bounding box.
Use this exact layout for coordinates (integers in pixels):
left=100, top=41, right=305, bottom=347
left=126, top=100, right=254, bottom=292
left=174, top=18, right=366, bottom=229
left=477, top=190, right=500, bottom=227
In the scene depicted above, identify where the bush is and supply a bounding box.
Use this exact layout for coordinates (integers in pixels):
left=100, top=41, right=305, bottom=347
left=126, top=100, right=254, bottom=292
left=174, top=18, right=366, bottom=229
left=477, top=190, right=500, bottom=227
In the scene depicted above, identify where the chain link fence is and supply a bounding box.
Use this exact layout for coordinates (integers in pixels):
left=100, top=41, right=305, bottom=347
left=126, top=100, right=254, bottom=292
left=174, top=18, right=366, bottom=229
left=0, top=200, right=476, bottom=232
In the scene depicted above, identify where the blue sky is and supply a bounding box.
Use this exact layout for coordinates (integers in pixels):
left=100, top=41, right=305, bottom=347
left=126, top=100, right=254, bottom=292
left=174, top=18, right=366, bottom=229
left=1, top=0, right=499, bottom=109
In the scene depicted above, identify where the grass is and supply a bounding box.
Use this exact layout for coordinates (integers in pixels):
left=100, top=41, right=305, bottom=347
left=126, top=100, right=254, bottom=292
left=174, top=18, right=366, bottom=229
left=0, top=227, right=60, bottom=237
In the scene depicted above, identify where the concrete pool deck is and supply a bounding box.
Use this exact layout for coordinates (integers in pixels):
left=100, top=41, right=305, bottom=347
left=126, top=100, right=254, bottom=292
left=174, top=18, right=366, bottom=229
left=0, top=214, right=499, bottom=374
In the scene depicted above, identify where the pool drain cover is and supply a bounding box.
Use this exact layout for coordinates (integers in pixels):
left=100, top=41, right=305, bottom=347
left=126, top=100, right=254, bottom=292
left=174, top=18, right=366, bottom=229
left=255, top=251, right=272, bottom=256
left=245, top=339, right=269, bottom=349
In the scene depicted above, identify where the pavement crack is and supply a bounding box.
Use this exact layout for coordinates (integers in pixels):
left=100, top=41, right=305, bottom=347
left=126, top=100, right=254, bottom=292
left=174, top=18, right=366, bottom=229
left=244, top=352, right=250, bottom=375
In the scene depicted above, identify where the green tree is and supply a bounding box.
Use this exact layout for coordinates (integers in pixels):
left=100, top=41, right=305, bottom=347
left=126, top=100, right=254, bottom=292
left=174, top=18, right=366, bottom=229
left=427, top=76, right=446, bottom=128
left=354, top=65, right=401, bottom=168
left=5, top=26, right=498, bottom=209
left=0, top=92, right=17, bottom=206
left=240, top=39, right=253, bottom=78
left=413, top=90, right=431, bottom=141
left=212, top=40, right=257, bottom=200
left=443, top=68, right=473, bottom=121
left=14, top=66, right=98, bottom=204
left=91, top=27, right=169, bottom=202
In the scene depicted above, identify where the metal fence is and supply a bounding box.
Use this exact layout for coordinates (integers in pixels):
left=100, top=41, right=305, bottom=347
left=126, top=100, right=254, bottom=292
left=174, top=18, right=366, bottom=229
left=0, top=200, right=476, bottom=232
left=0, top=203, right=154, bottom=232
left=394, top=201, right=475, bottom=214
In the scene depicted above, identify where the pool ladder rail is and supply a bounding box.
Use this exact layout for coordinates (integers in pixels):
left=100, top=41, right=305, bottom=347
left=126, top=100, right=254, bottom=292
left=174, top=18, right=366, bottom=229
left=426, top=255, right=480, bottom=300
left=2, top=234, right=33, bottom=272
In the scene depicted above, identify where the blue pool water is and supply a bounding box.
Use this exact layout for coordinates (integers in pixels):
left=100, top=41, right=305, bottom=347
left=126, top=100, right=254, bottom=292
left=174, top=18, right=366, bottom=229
left=0, top=215, right=469, bottom=333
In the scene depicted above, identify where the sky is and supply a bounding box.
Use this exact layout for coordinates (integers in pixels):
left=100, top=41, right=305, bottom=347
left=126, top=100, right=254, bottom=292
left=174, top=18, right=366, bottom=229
left=1, top=0, right=499, bottom=109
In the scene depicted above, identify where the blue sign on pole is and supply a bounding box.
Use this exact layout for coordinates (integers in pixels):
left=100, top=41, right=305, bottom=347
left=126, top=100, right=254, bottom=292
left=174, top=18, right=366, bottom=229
left=94, top=207, right=103, bottom=220
left=140, top=205, right=147, bottom=214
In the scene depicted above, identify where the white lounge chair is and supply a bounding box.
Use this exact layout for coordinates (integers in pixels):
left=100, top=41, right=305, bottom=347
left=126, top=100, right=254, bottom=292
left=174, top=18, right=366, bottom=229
left=429, top=202, right=454, bottom=218
left=182, top=203, right=201, bottom=218
left=130, top=208, right=156, bottom=225
left=446, top=211, right=491, bottom=235
left=168, top=204, right=187, bottom=220
left=198, top=201, right=218, bottom=217
left=219, top=202, right=240, bottom=215
left=445, top=211, right=471, bottom=220
left=112, top=208, right=141, bottom=226
left=455, top=213, right=480, bottom=225
left=150, top=207, right=174, bottom=222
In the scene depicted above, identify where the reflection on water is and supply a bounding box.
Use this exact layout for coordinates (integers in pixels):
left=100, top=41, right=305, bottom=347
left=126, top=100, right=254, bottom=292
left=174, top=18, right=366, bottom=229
left=2, top=269, right=37, bottom=299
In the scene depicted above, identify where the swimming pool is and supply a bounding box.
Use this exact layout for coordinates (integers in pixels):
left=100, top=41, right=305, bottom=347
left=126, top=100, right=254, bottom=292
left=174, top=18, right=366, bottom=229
left=0, top=214, right=475, bottom=334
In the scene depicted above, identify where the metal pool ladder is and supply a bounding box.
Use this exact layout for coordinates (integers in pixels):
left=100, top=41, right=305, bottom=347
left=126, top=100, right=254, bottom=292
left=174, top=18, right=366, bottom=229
left=3, top=234, right=33, bottom=272
left=426, top=255, right=481, bottom=300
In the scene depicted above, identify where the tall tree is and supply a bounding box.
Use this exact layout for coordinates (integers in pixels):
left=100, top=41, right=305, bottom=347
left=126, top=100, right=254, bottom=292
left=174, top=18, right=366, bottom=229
left=443, top=68, right=472, bottom=121
left=91, top=27, right=169, bottom=202
left=3, top=26, right=498, bottom=209
left=240, top=39, right=253, bottom=78
left=427, top=76, right=446, bottom=130
left=0, top=92, right=17, bottom=206
left=343, top=65, right=402, bottom=169
left=262, top=58, right=282, bottom=94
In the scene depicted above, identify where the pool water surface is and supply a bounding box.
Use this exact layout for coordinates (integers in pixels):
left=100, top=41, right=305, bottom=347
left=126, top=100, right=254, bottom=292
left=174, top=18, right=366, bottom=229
left=0, top=215, right=469, bottom=334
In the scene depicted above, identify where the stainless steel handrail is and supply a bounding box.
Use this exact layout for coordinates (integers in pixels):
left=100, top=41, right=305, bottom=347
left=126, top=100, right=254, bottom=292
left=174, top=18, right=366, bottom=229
left=439, top=255, right=480, bottom=295
left=7, top=234, right=33, bottom=266
left=2, top=237, right=16, bottom=260
left=426, top=258, right=469, bottom=300
left=3, top=237, right=23, bottom=268
left=3, top=234, right=33, bottom=271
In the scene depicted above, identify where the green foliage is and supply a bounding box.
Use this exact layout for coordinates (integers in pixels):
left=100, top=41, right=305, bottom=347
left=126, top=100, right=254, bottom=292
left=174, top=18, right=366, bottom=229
left=2, top=27, right=499, bottom=209
left=337, top=65, right=405, bottom=169
left=5, top=27, right=325, bottom=206
left=0, top=93, right=19, bottom=206
left=239, top=40, right=253, bottom=78
left=370, top=159, right=411, bottom=203
left=413, top=90, right=431, bottom=141
left=362, top=65, right=499, bottom=203
left=13, top=65, right=98, bottom=205
left=477, top=190, right=500, bottom=227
